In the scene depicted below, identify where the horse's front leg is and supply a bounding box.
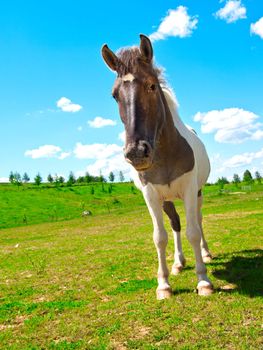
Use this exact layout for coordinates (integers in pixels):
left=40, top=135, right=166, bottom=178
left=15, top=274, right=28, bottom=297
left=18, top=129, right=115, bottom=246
left=143, top=188, right=172, bottom=300
left=184, top=186, right=214, bottom=296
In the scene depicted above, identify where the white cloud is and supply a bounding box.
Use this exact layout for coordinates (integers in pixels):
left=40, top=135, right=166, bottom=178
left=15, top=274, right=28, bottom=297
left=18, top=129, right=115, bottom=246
left=74, top=142, right=133, bottom=180
left=149, top=6, right=198, bottom=42
left=223, top=148, right=263, bottom=168
left=251, top=17, right=263, bottom=39
left=84, top=153, right=133, bottom=179
left=215, top=1, right=246, bottom=23
left=252, top=129, right=263, bottom=140
left=73, top=142, right=122, bottom=160
left=25, top=145, right=71, bottom=160
left=56, top=97, right=82, bottom=113
left=77, top=126, right=83, bottom=131
left=87, top=116, right=117, bottom=128
left=118, top=131, right=126, bottom=143
left=25, top=145, right=62, bottom=159
left=0, top=177, right=9, bottom=183
left=58, top=152, right=71, bottom=160
left=194, top=108, right=263, bottom=144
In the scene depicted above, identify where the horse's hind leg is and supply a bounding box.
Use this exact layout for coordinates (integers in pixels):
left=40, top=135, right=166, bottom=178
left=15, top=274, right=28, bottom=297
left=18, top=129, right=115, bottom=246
left=184, top=186, right=213, bottom=296
left=163, top=201, right=186, bottom=275
left=197, top=192, right=212, bottom=263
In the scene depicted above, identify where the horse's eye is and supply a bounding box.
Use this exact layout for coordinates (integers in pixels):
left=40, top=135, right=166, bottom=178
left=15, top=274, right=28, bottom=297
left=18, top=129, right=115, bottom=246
left=148, top=83, right=156, bottom=92
left=112, top=93, right=118, bottom=102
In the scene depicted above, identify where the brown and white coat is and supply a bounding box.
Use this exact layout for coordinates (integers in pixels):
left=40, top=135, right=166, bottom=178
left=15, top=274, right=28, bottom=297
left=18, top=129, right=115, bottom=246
left=102, top=34, right=213, bottom=299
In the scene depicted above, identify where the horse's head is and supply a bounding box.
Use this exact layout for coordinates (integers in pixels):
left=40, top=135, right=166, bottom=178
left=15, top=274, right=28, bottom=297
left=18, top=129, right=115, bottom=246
left=101, top=35, right=166, bottom=171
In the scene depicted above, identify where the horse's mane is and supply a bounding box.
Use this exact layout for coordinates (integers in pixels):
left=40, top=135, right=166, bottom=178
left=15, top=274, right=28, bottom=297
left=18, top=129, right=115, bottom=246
left=161, top=86, right=179, bottom=113
left=116, top=46, right=179, bottom=111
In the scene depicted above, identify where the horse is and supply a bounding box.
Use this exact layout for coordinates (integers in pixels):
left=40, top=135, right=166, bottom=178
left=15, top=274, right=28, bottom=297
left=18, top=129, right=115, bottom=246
left=101, top=34, right=213, bottom=299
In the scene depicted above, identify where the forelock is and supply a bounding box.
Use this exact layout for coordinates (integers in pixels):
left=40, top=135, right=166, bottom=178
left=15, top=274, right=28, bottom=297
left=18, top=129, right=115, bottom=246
left=116, top=46, right=164, bottom=83
left=116, top=47, right=141, bottom=76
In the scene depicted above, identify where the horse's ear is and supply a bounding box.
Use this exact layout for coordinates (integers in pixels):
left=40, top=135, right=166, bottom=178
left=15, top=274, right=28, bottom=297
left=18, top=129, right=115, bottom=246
left=101, top=44, right=119, bottom=72
left=139, top=34, right=153, bottom=63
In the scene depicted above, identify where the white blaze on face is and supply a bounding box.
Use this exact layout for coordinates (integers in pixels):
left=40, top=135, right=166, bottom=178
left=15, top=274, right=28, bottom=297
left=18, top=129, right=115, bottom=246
left=122, top=73, right=135, bottom=82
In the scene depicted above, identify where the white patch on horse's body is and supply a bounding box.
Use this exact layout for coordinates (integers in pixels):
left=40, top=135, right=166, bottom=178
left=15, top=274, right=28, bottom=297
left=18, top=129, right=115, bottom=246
left=162, top=87, right=210, bottom=190
left=133, top=86, right=210, bottom=199
left=122, top=73, right=135, bottom=82
left=134, top=170, right=193, bottom=201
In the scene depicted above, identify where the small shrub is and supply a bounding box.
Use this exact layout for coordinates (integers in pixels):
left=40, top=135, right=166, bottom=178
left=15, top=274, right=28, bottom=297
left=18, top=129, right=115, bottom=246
left=131, top=186, right=136, bottom=194
left=112, top=198, right=120, bottom=204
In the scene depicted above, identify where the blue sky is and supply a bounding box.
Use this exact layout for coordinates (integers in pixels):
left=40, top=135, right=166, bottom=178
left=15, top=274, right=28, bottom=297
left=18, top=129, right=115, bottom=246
left=0, top=0, right=263, bottom=183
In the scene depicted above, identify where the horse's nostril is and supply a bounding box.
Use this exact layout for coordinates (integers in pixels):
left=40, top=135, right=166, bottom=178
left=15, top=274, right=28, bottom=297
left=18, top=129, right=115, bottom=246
left=139, top=141, right=151, bottom=158
left=124, top=149, right=132, bottom=160
left=124, top=143, right=136, bottom=161
left=125, top=141, right=152, bottom=162
left=143, top=145, right=150, bottom=157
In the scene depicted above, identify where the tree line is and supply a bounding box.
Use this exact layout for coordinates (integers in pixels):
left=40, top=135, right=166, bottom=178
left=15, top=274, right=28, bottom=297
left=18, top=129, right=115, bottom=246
left=8, top=170, right=125, bottom=186
left=215, top=169, right=262, bottom=187
left=6, top=169, right=262, bottom=187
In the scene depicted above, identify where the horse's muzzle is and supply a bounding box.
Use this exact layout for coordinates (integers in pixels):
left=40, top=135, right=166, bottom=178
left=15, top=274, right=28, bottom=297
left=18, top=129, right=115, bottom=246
left=124, top=140, right=153, bottom=171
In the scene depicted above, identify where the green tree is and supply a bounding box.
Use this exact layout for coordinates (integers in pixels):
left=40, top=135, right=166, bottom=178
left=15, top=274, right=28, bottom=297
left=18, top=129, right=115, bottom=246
left=119, top=171, right=125, bottom=182
left=54, top=174, right=60, bottom=187
left=9, top=171, right=14, bottom=183
left=233, top=173, right=241, bottom=187
left=216, top=177, right=229, bottom=185
left=109, top=171, right=115, bottom=182
left=67, top=171, right=76, bottom=186
left=77, top=176, right=85, bottom=183
left=34, top=173, right=42, bottom=186
left=243, top=170, right=253, bottom=184
left=13, top=172, right=22, bottom=186
left=99, top=171, right=106, bottom=183
left=59, top=176, right=65, bottom=184
left=85, top=172, right=92, bottom=183
left=47, top=174, right=54, bottom=183
left=22, top=172, right=30, bottom=183
left=216, top=177, right=229, bottom=191
left=255, top=171, right=262, bottom=184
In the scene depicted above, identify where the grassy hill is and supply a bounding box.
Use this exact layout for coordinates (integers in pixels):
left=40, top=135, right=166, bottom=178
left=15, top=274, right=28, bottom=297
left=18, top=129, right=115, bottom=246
left=0, top=181, right=262, bottom=229
left=0, top=182, right=262, bottom=349
left=0, top=182, right=146, bottom=229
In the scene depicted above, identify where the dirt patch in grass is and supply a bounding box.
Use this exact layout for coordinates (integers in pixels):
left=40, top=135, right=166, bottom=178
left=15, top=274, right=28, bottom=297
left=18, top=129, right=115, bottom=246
left=0, top=315, right=29, bottom=331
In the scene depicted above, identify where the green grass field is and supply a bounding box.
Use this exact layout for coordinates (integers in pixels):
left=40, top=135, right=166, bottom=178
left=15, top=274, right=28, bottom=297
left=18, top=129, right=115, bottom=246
left=0, top=183, right=262, bottom=349
left=0, top=183, right=145, bottom=230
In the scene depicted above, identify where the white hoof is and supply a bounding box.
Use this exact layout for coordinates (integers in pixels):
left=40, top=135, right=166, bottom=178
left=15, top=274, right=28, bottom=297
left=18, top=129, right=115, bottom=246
left=197, top=281, right=214, bottom=296
left=171, top=263, right=184, bottom=275
left=202, top=254, right=213, bottom=263
left=156, top=287, right=173, bottom=300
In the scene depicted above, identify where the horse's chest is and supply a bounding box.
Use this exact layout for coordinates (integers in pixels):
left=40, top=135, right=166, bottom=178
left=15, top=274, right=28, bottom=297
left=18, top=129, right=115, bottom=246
left=150, top=172, right=193, bottom=201
left=153, top=183, right=181, bottom=201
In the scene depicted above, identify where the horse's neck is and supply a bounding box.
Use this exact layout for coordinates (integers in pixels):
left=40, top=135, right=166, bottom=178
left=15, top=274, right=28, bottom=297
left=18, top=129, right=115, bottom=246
left=139, top=94, right=195, bottom=185
left=157, top=89, right=194, bottom=167
left=161, top=87, right=189, bottom=136
left=159, top=89, right=182, bottom=151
